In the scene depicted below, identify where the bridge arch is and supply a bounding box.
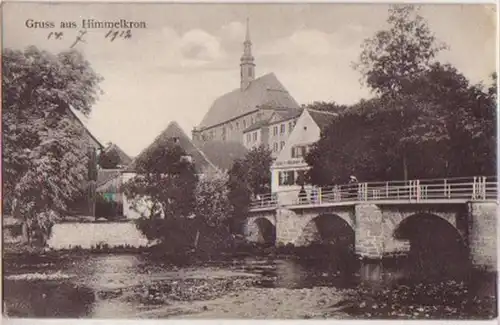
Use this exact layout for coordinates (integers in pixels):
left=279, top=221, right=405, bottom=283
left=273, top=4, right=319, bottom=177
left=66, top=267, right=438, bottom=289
left=246, top=216, right=276, bottom=245
left=392, top=212, right=469, bottom=278
left=295, top=213, right=355, bottom=251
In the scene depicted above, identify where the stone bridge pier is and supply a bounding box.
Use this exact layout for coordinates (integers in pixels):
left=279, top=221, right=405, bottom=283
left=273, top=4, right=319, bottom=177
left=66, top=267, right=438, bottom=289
left=246, top=202, right=497, bottom=271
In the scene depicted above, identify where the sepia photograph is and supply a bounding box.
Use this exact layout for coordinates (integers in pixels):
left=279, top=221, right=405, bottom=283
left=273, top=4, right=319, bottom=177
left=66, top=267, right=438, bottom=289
left=1, top=1, right=498, bottom=321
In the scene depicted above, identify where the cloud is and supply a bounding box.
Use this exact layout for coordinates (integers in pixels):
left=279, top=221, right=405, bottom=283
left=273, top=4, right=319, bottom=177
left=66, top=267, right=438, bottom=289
left=219, top=21, right=245, bottom=41
left=179, top=29, right=225, bottom=62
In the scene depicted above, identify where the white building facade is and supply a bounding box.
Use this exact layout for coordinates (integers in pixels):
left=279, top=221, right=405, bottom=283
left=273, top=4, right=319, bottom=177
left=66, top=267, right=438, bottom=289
left=271, top=109, right=337, bottom=205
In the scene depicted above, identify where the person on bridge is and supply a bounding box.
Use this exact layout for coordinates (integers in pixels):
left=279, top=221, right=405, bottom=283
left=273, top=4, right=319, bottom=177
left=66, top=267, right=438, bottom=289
left=348, top=175, right=358, bottom=199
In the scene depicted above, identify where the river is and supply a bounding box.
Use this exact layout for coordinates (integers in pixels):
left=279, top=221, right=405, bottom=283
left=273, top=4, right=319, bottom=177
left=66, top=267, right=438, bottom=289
left=2, top=252, right=497, bottom=319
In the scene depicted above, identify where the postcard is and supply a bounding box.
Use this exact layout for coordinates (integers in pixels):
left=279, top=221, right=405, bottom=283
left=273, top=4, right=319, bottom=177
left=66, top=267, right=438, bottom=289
left=1, top=1, right=497, bottom=321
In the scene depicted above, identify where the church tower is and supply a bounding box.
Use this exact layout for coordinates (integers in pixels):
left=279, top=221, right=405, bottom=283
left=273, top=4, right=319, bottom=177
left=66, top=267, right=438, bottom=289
left=240, top=18, right=255, bottom=90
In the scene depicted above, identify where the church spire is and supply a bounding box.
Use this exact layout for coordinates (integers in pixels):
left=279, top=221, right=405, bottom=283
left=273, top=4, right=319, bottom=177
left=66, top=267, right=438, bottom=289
left=240, top=18, right=255, bottom=90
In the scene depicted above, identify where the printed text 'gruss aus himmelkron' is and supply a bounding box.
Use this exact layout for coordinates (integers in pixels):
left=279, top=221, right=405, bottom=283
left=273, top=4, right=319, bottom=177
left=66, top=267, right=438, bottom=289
left=25, top=19, right=147, bottom=29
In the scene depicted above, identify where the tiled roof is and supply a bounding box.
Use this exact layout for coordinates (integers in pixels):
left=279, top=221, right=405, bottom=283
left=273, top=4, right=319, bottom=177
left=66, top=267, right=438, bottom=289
left=197, top=141, right=248, bottom=171
left=308, top=109, right=338, bottom=131
left=269, top=108, right=303, bottom=125
left=243, top=119, right=269, bottom=133
left=66, top=104, right=104, bottom=150
left=243, top=108, right=303, bottom=133
left=197, top=73, right=300, bottom=129
left=126, top=121, right=216, bottom=174
left=102, top=143, right=132, bottom=166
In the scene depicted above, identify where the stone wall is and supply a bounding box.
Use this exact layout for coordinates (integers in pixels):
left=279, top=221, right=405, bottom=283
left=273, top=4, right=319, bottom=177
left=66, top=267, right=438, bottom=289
left=46, top=221, right=149, bottom=250
left=275, top=208, right=308, bottom=245
left=468, top=202, right=498, bottom=271
left=355, top=204, right=385, bottom=258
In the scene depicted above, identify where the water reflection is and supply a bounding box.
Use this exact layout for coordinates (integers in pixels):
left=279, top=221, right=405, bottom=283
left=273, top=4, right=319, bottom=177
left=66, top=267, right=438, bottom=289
left=2, top=252, right=497, bottom=318
left=4, top=280, right=94, bottom=318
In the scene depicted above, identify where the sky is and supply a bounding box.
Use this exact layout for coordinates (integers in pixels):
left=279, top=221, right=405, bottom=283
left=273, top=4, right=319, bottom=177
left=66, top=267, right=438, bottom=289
left=2, top=3, right=497, bottom=157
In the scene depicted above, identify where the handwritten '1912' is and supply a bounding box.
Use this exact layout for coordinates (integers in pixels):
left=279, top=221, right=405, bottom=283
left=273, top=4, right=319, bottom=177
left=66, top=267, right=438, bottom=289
left=46, top=29, right=133, bottom=48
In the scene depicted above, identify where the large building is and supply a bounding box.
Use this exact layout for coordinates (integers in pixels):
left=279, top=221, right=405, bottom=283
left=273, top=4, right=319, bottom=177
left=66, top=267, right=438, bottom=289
left=271, top=108, right=338, bottom=204
left=192, top=20, right=300, bottom=150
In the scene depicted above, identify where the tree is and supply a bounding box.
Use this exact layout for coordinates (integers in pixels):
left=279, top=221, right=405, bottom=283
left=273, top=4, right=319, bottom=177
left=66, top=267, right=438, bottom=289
left=227, top=160, right=252, bottom=235
left=306, top=65, right=497, bottom=185
left=227, top=145, right=272, bottom=234
left=193, top=168, right=233, bottom=251
left=123, top=143, right=198, bottom=221
left=354, top=4, right=447, bottom=98
left=353, top=5, right=449, bottom=179
left=2, top=46, right=103, bottom=246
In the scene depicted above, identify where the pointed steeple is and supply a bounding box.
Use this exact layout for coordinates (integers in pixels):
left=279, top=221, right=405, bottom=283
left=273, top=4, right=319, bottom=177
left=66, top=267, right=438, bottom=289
left=240, top=18, right=255, bottom=90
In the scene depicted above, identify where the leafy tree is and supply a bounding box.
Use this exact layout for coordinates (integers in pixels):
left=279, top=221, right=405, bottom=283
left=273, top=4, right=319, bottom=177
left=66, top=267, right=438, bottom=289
left=123, top=143, right=198, bottom=221
left=227, top=145, right=273, bottom=234
left=193, top=168, right=233, bottom=251
left=2, top=46, right=103, bottom=246
left=227, top=160, right=252, bottom=234
left=353, top=4, right=450, bottom=179
left=123, top=142, right=199, bottom=253
left=307, top=64, right=497, bottom=185
left=242, top=145, right=274, bottom=196
left=354, top=4, right=447, bottom=98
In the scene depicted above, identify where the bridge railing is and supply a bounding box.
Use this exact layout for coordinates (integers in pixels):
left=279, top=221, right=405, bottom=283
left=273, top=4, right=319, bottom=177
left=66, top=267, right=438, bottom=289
left=249, top=176, right=498, bottom=210
left=249, top=192, right=278, bottom=210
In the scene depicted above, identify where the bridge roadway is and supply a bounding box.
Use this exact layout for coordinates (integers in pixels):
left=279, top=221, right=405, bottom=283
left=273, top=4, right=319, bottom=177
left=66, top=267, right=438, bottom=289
left=245, top=176, right=498, bottom=271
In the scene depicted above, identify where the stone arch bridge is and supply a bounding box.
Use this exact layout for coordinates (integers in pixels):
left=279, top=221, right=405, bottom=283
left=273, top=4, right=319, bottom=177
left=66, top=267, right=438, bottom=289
left=246, top=176, right=498, bottom=271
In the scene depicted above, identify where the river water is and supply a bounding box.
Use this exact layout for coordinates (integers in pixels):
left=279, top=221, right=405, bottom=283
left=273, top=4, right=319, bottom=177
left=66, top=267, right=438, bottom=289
left=3, top=253, right=497, bottom=319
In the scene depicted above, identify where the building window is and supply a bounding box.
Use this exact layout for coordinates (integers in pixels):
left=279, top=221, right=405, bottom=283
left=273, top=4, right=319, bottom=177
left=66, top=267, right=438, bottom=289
left=291, top=145, right=310, bottom=158
left=273, top=126, right=278, bottom=136
left=288, top=121, right=293, bottom=133
left=246, top=133, right=251, bottom=143
left=243, top=120, right=247, bottom=128
left=280, top=123, right=285, bottom=134
left=236, top=122, right=239, bottom=129
left=273, top=142, right=278, bottom=152
left=278, top=171, right=295, bottom=186
left=280, top=141, right=285, bottom=150
left=253, top=132, right=257, bottom=142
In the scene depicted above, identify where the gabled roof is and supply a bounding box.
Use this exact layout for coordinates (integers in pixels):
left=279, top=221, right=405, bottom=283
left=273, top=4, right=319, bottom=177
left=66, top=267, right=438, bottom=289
left=102, top=143, right=132, bottom=166
left=243, top=107, right=303, bottom=133
left=269, top=108, right=303, bottom=125
left=197, top=73, right=300, bottom=129
left=243, top=119, right=269, bottom=133
left=197, top=141, right=248, bottom=171
left=126, top=121, right=216, bottom=174
left=308, top=109, right=338, bottom=131
left=66, top=105, right=104, bottom=150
